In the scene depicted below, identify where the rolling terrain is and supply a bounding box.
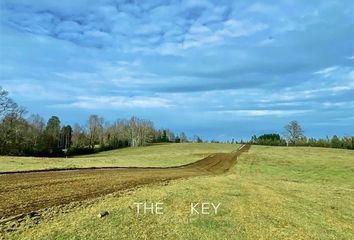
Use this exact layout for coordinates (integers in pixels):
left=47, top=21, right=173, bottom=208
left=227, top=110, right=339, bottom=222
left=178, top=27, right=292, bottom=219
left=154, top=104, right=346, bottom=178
left=1, top=144, right=353, bottom=240
left=0, top=145, right=249, bottom=219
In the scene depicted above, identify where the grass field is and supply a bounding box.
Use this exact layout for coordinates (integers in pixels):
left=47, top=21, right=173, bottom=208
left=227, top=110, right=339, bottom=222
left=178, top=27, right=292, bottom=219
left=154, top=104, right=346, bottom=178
left=0, top=143, right=238, bottom=172
left=3, top=144, right=354, bottom=240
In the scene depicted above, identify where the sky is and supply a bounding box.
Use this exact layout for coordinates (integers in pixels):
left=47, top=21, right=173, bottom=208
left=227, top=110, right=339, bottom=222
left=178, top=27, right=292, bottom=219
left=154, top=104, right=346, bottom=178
left=0, top=0, right=353, bottom=140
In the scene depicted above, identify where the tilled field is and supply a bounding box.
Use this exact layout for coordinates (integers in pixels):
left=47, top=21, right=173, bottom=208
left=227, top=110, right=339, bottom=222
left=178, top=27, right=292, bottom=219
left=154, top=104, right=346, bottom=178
left=0, top=145, right=250, bottom=220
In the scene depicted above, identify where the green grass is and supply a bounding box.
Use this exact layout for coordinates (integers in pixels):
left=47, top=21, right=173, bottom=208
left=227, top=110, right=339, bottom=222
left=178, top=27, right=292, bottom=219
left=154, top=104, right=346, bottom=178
left=0, top=143, right=239, bottom=172
left=4, top=145, right=354, bottom=240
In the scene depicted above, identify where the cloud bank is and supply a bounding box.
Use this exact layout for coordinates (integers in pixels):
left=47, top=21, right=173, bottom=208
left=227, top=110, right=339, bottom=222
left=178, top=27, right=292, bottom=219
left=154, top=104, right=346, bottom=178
left=0, top=0, right=353, bottom=139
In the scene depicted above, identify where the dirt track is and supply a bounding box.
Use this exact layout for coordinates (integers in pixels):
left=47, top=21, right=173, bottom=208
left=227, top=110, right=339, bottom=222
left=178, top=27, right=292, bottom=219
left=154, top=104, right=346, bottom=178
left=0, top=144, right=250, bottom=219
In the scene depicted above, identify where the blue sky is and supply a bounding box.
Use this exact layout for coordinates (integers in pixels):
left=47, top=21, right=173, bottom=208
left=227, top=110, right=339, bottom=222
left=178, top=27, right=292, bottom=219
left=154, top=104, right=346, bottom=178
left=0, top=0, right=353, bottom=140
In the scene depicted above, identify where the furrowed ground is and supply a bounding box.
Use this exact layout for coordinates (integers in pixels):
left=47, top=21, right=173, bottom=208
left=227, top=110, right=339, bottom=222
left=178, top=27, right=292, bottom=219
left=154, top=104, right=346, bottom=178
left=2, top=144, right=354, bottom=240
left=0, top=144, right=247, bottom=219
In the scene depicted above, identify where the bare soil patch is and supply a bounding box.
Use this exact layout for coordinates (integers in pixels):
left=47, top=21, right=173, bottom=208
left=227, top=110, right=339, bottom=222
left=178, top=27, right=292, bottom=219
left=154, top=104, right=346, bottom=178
left=0, top=145, right=250, bottom=221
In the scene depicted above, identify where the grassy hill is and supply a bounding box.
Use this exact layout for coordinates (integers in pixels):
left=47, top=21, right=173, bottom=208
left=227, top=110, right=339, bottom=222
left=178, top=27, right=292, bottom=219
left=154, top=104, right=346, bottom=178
left=0, top=143, right=239, bottom=172
left=3, top=144, right=354, bottom=240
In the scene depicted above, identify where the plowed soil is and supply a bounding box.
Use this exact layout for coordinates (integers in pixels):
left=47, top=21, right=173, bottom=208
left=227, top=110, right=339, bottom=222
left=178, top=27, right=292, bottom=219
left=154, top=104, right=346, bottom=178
left=0, top=145, right=250, bottom=219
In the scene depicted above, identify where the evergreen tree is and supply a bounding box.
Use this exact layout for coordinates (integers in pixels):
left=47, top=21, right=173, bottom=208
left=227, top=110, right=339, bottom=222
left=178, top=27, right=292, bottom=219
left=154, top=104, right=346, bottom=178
left=44, top=116, right=61, bottom=153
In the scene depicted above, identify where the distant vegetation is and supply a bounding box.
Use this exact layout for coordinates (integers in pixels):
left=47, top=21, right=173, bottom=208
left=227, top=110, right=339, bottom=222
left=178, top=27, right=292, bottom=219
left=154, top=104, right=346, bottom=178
left=250, top=133, right=286, bottom=146
left=250, top=121, right=353, bottom=149
left=0, top=86, right=189, bottom=156
left=0, top=86, right=353, bottom=156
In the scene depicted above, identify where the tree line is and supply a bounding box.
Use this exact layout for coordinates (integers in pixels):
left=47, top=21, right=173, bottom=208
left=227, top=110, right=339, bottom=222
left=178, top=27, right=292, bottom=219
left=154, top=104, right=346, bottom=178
left=0, top=86, right=190, bottom=156
left=1, top=87, right=352, bottom=155
left=250, top=121, right=353, bottom=149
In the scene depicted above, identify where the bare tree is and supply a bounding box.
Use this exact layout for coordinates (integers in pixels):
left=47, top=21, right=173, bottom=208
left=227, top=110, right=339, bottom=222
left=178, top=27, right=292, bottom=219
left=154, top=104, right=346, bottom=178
left=284, top=120, right=304, bottom=146
left=180, top=132, right=188, bottom=143
left=27, top=114, right=45, bottom=152
left=72, top=123, right=88, bottom=148
left=87, top=114, right=104, bottom=149
left=193, top=134, right=203, bottom=143
left=0, top=86, right=25, bottom=118
left=127, top=116, right=154, bottom=147
left=166, top=129, right=175, bottom=142
left=104, top=119, right=129, bottom=148
left=138, top=119, right=154, bottom=146
left=0, top=111, right=32, bottom=155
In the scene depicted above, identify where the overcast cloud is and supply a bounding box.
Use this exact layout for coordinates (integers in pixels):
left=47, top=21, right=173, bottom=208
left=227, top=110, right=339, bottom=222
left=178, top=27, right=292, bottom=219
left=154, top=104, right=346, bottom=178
left=0, top=0, right=353, bottom=140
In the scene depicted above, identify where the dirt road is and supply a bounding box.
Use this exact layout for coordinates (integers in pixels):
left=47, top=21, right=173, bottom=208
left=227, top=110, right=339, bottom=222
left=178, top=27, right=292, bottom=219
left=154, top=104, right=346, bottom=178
left=0, top=145, right=250, bottom=219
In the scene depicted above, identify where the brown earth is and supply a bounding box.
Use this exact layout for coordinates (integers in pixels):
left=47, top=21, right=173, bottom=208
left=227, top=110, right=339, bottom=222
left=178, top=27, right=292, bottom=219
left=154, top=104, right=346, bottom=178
left=0, top=144, right=250, bottom=220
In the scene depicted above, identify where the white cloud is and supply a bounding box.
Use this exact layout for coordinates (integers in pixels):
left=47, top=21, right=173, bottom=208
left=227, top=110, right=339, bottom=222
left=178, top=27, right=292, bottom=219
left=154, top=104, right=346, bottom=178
left=349, top=70, right=354, bottom=80
left=183, top=0, right=213, bottom=9
left=53, top=96, right=171, bottom=109
left=135, top=24, right=162, bottom=35
left=160, top=19, right=268, bottom=52
left=214, top=109, right=310, bottom=117
left=3, top=82, right=70, bottom=101
left=258, top=38, right=275, bottom=46
left=247, top=3, right=275, bottom=13
left=313, top=66, right=338, bottom=78
left=322, top=101, right=348, bottom=108
left=220, top=20, right=268, bottom=38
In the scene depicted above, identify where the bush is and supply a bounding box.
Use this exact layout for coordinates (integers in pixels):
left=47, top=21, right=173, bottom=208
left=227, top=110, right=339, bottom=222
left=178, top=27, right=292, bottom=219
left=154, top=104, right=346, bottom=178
left=66, top=147, right=96, bottom=156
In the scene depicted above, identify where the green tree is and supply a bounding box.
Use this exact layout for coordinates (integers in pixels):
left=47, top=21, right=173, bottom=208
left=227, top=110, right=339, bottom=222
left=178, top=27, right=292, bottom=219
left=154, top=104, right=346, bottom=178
left=161, top=130, right=169, bottom=142
left=342, top=136, right=354, bottom=149
left=331, top=135, right=342, bottom=148
left=44, top=116, right=61, bottom=153
left=60, top=125, right=72, bottom=150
